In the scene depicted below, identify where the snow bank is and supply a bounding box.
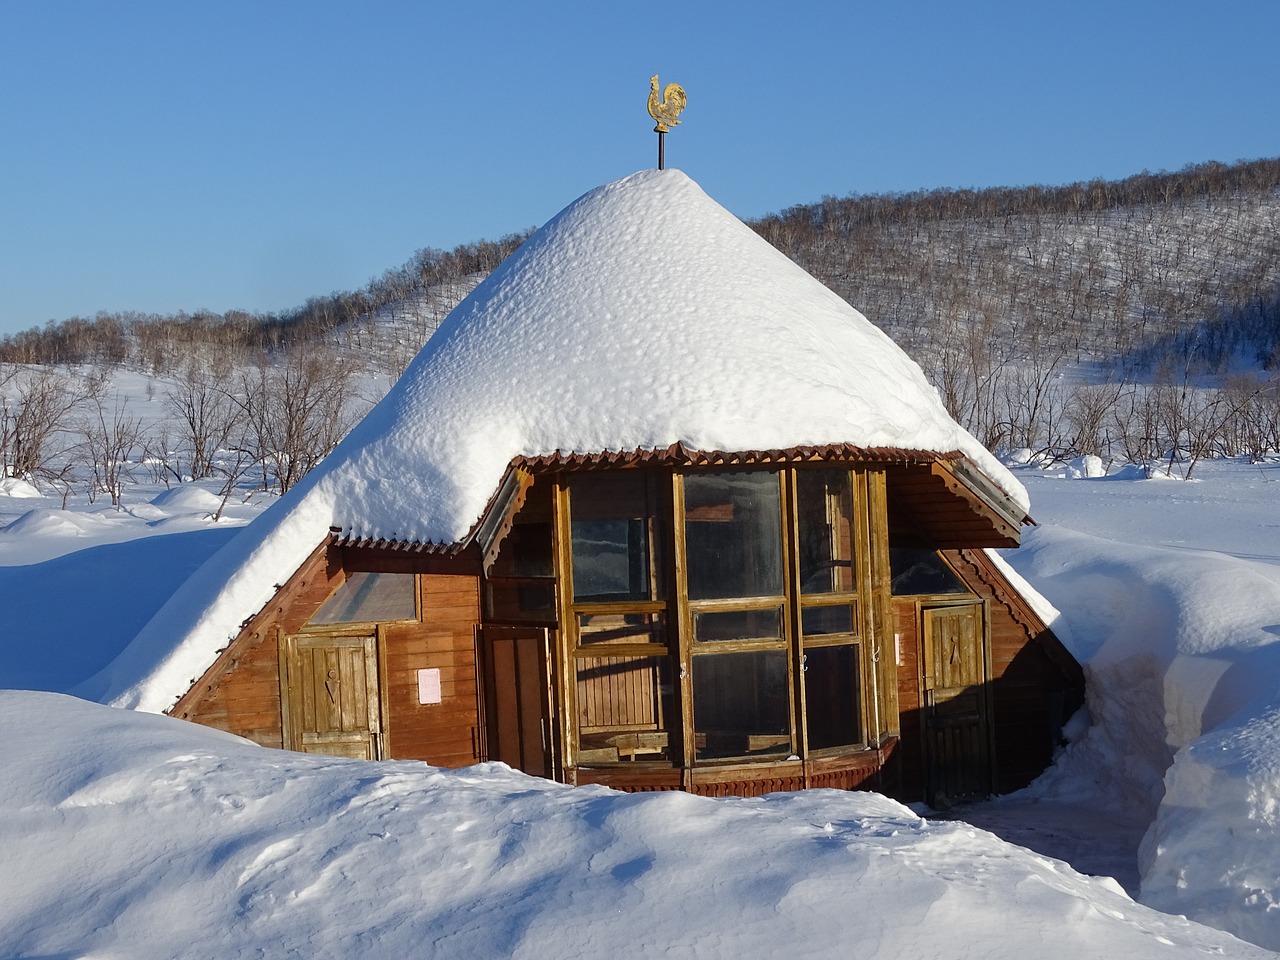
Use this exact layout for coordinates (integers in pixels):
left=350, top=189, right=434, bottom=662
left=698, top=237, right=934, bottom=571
left=93, top=167, right=1024, bottom=713
left=1002, top=513, right=1280, bottom=950
left=0, top=691, right=1266, bottom=960
left=0, top=476, right=41, bottom=498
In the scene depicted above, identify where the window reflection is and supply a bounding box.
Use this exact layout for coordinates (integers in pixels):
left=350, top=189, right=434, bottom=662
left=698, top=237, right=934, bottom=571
left=311, top=572, right=415, bottom=624
left=797, top=469, right=855, bottom=594
left=570, top=474, right=662, bottom=603
left=692, top=650, right=791, bottom=760
left=684, top=472, right=783, bottom=600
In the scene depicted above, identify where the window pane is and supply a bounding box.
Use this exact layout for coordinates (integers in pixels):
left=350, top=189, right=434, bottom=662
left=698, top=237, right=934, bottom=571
left=694, top=606, right=783, bottom=643
left=804, top=643, right=862, bottom=750
left=311, top=572, right=415, bottom=624
left=570, top=474, right=661, bottom=603
left=485, top=579, right=556, bottom=623
left=801, top=604, right=854, bottom=637
left=576, top=656, right=675, bottom=763
left=578, top=611, right=667, bottom=647
left=692, top=650, right=791, bottom=760
left=889, top=548, right=969, bottom=595
left=486, top=515, right=556, bottom=622
left=495, top=521, right=553, bottom=578
left=797, top=469, right=855, bottom=594
left=684, top=472, right=783, bottom=600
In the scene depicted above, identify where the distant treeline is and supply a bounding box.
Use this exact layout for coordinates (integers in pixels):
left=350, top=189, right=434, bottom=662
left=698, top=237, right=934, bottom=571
left=0, top=234, right=530, bottom=371
left=757, top=157, right=1280, bottom=230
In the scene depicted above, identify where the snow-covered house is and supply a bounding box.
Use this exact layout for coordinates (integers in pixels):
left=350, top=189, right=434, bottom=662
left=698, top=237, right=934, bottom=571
left=93, top=170, right=1082, bottom=803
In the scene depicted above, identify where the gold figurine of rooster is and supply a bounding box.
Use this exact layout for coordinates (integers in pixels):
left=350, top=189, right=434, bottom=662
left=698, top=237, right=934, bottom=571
left=648, top=75, right=687, bottom=133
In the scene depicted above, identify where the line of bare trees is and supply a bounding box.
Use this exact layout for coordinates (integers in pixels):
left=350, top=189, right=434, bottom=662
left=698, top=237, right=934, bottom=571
left=920, top=331, right=1280, bottom=478
left=0, top=233, right=530, bottom=377
left=1, top=351, right=368, bottom=513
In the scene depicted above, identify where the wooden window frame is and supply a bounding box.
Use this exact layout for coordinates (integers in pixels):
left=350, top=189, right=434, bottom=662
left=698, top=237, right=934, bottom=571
left=553, top=462, right=895, bottom=773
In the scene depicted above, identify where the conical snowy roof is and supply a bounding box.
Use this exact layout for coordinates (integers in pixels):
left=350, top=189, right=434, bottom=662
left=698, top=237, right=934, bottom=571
left=92, top=168, right=1027, bottom=712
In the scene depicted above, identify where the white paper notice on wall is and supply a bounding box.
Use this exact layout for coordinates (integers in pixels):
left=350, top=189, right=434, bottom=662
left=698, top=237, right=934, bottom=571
left=417, top=667, right=442, bottom=705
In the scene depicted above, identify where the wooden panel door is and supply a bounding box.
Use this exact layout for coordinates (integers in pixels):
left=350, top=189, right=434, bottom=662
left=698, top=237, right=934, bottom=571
left=922, top=603, right=990, bottom=806
left=283, top=632, right=383, bottom=759
left=479, top=627, right=552, bottom=778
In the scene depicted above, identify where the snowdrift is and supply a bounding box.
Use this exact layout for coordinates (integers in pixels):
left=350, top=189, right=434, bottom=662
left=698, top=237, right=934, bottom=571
left=1002, top=478, right=1280, bottom=951
left=0, top=690, right=1268, bottom=960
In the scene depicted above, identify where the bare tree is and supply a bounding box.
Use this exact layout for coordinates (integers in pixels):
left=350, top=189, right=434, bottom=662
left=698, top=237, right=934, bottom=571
left=79, top=396, right=146, bottom=509
left=163, top=361, right=245, bottom=481
left=233, top=349, right=362, bottom=494
left=1, top=365, right=88, bottom=479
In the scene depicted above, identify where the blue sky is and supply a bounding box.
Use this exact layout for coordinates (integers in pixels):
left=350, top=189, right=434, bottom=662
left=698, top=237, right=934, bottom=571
left=2, top=0, right=1278, bottom=335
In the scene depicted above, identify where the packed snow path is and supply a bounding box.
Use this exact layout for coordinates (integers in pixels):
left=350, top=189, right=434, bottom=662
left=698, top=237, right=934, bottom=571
left=931, top=794, right=1148, bottom=895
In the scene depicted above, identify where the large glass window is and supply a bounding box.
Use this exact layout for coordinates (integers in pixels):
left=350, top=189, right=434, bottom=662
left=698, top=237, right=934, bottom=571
left=684, top=472, right=783, bottom=600
left=796, top=468, right=864, bottom=752
left=570, top=473, right=663, bottom=603
left=559, top=465, right=876, bottom=769
left=692, top=650, right=790, bottom=759
left=567, top=473, right=676, bottom=765
left=684, top=471, right=793, bottom=761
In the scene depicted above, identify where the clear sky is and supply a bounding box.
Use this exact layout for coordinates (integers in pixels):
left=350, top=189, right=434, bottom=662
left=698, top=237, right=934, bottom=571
left=2, top=0, right=1278, bottom=336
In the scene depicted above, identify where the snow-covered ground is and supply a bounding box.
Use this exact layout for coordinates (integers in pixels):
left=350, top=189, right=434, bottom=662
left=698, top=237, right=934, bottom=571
left=1, top=690, right=1271, bottom=960
left=4, top=456, right=1280, bottom=955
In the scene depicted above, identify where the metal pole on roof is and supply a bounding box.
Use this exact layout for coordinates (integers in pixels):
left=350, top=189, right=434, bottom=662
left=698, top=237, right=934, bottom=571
left=647, top=74, right=686, bottom=171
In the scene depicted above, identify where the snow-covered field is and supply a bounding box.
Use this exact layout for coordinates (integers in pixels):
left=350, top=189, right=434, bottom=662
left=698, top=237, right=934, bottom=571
left=3, top=455, right=1280, bottom=957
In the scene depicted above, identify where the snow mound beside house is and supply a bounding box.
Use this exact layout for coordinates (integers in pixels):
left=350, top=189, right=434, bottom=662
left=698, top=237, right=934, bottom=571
left=89, top=167, right=1024, bottom=713
left=1002, top=514, right=1280, bottom=950
left=0, top=690, right=1268, bottom=960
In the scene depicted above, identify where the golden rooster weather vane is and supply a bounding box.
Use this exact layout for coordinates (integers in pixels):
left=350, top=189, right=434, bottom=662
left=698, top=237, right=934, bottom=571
left=647, top=74, right=687, bottom=170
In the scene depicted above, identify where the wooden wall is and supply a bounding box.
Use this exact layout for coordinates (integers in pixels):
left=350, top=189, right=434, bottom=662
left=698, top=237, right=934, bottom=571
left=172, top=544, right=484, bottom=768
left=890, top=597, right=925, bottom=799
left=948, top=549, right=1083, bottom=794
left=382, top=574, right=482, bottom=766
left=891, top=549, right=1083, bottom=800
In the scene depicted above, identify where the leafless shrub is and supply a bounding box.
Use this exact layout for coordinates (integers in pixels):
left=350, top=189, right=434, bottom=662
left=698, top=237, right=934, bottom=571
left=233, top=349, right=363, bottom=494
left=0, top=365, right=89, bottom=479
left=79, top=395, right=147, bottom=509
left=163, top=361, right=246, bottom=481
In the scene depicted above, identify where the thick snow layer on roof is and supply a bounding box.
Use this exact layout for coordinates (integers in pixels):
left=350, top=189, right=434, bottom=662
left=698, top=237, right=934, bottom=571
left=319, top=168, right=1024, bottom=543
left=89, top=168, right=1025, bottom=712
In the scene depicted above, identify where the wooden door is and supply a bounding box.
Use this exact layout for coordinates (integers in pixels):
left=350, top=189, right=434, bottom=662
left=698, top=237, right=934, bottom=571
left=479, top=626, right=552, bottom=778
left=283, top=631, right=383, bottom=759
left=921, top=603, right=990, bottom=806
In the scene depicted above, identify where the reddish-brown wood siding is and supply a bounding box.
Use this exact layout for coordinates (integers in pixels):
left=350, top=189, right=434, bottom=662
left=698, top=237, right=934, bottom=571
left=946, top=549, right=1083, bottom=794
left=571, top=748, right=891, bottom=796
left=381, top=573, right=482, bottom=767
left=890, top=550, right=1084, bottom=801
left=891, top=598, right=926, bottom=799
